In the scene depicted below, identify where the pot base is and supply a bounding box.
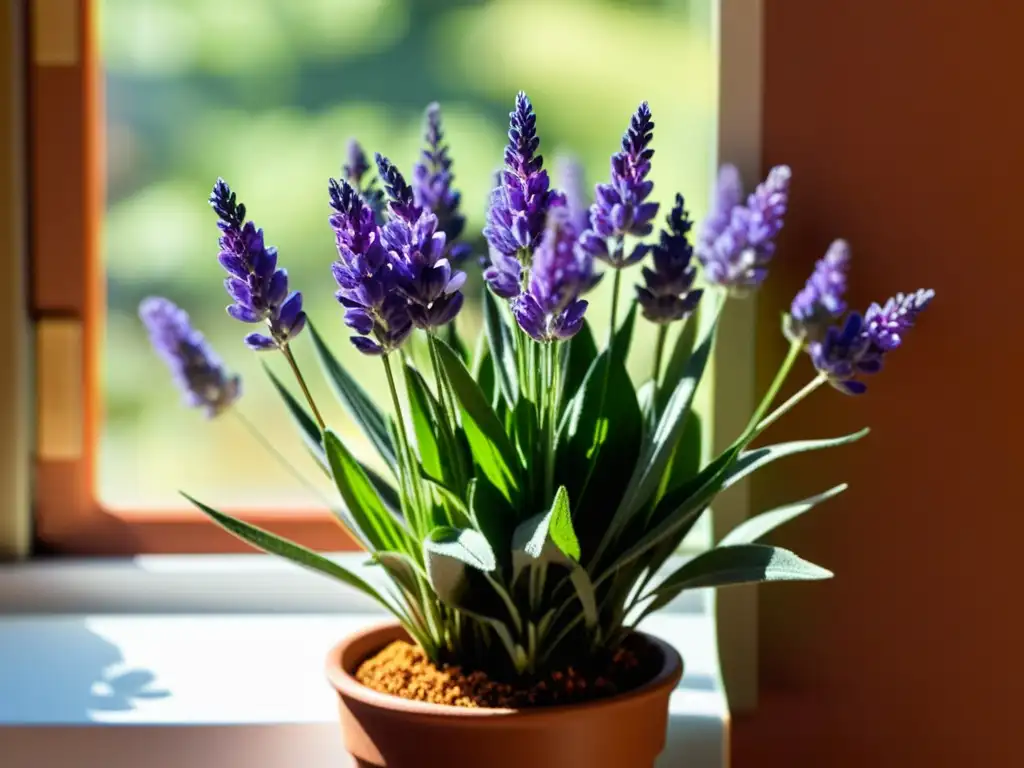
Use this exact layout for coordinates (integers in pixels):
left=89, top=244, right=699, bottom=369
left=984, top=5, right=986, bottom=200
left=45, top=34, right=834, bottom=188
left=326, top=622, right=683, bottom=768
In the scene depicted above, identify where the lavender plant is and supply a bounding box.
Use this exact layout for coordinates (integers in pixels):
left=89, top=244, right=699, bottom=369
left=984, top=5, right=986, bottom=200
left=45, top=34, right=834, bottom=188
left=151, top=95, right=934, bottom=678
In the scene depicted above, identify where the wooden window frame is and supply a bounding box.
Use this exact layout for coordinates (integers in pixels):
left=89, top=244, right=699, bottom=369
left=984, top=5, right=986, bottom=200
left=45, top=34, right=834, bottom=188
left=26, top=0, right=355, bottom=554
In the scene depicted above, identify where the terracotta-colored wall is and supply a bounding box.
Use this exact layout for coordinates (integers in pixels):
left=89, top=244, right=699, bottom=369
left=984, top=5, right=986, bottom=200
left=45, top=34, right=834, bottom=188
left=735, top=2, right=1024, bottom=765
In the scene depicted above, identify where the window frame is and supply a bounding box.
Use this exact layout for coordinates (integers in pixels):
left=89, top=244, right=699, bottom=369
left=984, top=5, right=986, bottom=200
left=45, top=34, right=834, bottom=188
left=0, top=0, right=30, bottom=560
left=24, top=0, right=356, bottom=555
left=8, top=0, right=763, bottom=709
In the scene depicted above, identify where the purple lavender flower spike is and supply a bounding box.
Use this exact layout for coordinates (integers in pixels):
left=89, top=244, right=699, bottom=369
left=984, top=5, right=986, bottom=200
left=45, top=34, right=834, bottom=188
left=696, top=164, right=791, bottom=294
left=329, top=177, right=413, bottom=355
left=809, top=287, right=934, bottom=395
left=635, top=194, right=703, bottom=324
left=483, top=92, right=566, bottom=296
left=809, top=313, right=876, bottom=395
left=863, top=289, right=936, bottom=352
left=512, top=208, right=593, bottom=342
left=139, top=296, right=241, bottom=418
left=577, top=102, right=659, bottom=269
left=375, top=153, right=422, bottom=224
left=382, top=210, right=465, bottom=330
left=343, top=139, right=371, bottom=187
left=344, top=138, right=384, bottom=215
left=698, top=164, right=743, bottom=252
left=412, top=103, right=470, bottom=265
left=209, top=179, right=306, bottom=350
left=786, top=239, right=851, bottom=343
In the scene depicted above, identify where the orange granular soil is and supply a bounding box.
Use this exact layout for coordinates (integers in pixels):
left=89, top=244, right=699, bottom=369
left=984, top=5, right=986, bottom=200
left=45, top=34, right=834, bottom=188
left=354, top=639, right=652, bottom=709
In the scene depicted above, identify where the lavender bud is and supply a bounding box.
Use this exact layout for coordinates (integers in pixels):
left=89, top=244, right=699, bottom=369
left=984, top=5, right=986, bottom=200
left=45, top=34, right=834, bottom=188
left=809, top=287, right=935, bottom=395
left=382, top=210, right=465, bottom=331
left=344, top=138, right=384, bottom=217
left=635, top=194, right=703, bottom=324
left=209, top=179, right=306, bottom=349
left=483, top=92, right=566, bottom=296
left=139, top=297, right=241, bottom=418
left=375, top=153, right=422, bottom=224
left=329, top=177, right=413, bottom=355
left=697, top=164, right=791, bottom=294
left=786, top=239, right=851, bottom=343
left=512, top=208, right=592, bottom=342
left=863, top=289, right=936, bottom=352
left=577, top=102, right=659, bottom=269
left=411, top=103, right=468, bottom=264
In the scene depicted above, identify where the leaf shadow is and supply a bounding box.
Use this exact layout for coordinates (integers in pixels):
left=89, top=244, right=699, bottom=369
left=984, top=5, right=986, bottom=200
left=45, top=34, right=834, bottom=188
left=0, top=618, right=170, bottom=723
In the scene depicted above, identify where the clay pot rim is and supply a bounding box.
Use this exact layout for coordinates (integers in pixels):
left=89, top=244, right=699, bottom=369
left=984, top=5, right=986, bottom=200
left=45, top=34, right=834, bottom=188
left=325, top=620, right=683, bottom=722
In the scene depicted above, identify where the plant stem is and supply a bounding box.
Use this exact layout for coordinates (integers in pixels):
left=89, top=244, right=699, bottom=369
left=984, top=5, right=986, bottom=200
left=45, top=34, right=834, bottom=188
left=231, top=410, right=331, bottom=507
left=280, top=343, right=325, bottom=431
left=486, top=573, right=523, bottom=635
left=754, top=373, right=828, bottom=436
left=515, top=324, right=529, bottom=400
left=383, top=354, right=426, bottom=535
left=540, top=611, right=583, bottom=665
left=745, top=337, right=804, bottom=433
left=652, top=323, right=668, bottom=386
left=526, top=621, right=538, bottom=674
left=607, top=267, right=623, bottom=354
left=545, top=343, right=560, bottom=501
left=527, top=339, right=540, bottom=504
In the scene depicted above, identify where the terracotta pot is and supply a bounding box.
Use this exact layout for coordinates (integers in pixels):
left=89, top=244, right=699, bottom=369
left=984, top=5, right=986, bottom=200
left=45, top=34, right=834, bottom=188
left=325, top=621, right=683, bottom=768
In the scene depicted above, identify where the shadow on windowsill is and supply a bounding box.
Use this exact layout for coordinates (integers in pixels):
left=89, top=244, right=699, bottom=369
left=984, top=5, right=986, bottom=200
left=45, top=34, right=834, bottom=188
left=0, top=617, right=169, bottom=724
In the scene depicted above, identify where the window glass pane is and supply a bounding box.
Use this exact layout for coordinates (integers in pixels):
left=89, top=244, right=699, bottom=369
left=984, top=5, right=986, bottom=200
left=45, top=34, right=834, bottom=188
left=99, top=0, right=717, bottom=512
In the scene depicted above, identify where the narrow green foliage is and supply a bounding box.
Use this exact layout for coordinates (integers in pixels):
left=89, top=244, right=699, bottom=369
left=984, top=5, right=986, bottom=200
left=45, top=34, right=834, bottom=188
left=263, top=363, right=401, bottom=514
left=602, top=310, right=718, bottom=551
left=184, top=494, right=396, bottom=613
left=262, top=363, right=327, bottom=472
left=424, top=528, right=498, bottom=617
left=512, top=486, right=580, bottom=572
left=425, top=527, right=498, bottom=572
left=612, top=303, right=637, bottom=365
left=323, top=429, right=414, bottom=553
left=636, top=544, right=832, bottom=620
left=309, top=322, right=396, bottom=468
left=557, top=349, right=643, bottom=557
left=607, top=428, right=869, bottom=581
left=441, top=321, right=471, bottom=366
left=561, top=321, right=597, bottom=407
left=483, top=289, right=519, bottom=406
left=422, top=476, right=473, bottom=529
left=404, top=364, right=444, bottom=481
left=435, top=338, right=521, bottom=502
left=657, top=305, right=701, bottom=415
left=720, top=484, right=848, bottom=546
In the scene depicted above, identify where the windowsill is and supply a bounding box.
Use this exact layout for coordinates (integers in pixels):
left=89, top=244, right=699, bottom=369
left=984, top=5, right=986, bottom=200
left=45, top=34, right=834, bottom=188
left=0, top=554, right=728, bottom=767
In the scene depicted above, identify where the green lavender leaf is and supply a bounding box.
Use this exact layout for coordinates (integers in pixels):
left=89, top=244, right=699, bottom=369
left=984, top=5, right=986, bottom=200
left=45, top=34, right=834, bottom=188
left=435, top=338, right=521, bottom=502
left=639, top=544, right=832, bottom=617
left=721, top=483, right=848, bottom=546
left=309, top=321, right=396, bottom=469
left=483, top=288, right=519, bottom=406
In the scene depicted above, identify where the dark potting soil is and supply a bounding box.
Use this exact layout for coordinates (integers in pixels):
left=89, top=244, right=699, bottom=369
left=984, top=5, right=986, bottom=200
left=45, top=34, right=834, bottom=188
left=354, top=634, right=661, bottom=709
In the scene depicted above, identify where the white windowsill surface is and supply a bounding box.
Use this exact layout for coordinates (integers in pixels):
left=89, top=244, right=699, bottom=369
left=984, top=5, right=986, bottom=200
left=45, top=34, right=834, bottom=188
left=0, top=554, right=728, bottom=767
